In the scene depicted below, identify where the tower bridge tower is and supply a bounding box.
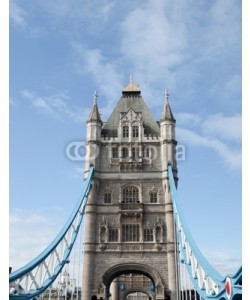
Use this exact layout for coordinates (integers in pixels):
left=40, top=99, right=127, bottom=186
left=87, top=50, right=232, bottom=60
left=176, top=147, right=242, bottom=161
left=82, top=79, right=178, bottom=300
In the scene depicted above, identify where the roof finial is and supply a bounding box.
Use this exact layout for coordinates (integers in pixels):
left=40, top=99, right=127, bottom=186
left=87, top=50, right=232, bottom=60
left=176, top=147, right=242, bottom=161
left=93, top=90, right=98, bottom=105
left=130, top=74, right=133, bottom=84
left=164, top=89, right=169, bottom=106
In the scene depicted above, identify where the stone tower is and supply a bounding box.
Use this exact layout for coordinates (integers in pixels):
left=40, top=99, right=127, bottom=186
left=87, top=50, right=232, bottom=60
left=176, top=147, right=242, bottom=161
left=82, top=79, right=178, bottom=300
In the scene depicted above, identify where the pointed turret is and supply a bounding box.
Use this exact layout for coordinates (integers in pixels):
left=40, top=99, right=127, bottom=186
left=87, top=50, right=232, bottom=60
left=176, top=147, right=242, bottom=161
left=85, top=91, right=102, bottom=172
left=161, top=90, right=175, bottom=122
left=160, top=89, right=177, bottom=173
left=87, top=91, right=102, bottom=124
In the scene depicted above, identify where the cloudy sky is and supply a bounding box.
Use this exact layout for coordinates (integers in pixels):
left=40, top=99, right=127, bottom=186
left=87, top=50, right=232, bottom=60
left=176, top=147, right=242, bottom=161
left=7, top=0, right=244, bottom=280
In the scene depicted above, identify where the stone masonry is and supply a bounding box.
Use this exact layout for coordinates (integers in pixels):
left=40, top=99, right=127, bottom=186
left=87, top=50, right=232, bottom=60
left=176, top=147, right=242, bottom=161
left=82, top=80, right=178, bottom=300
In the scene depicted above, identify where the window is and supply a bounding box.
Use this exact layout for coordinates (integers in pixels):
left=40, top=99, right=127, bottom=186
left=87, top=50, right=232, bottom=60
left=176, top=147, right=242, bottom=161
left=112, top=147, right=118, bottom=158
left=150, top=192, right=157, bottom=203
left=144, top=229, right=154, bottom=242
left=122, top=147, right=129, bottom=158
left=108, top=229, right=118, bottom=242
left=104, top=192, right=111, bottom=204
left=123, top=186, right=139, bottom=203
left=133, top=126, right=139, bottom=138
left=144, top=147, right=151, bottom=158
left=122, top=224, right=140, bottom=242
left=123, top=126, right=129, bottom=138
left=132, top=147, right=139, bottom=158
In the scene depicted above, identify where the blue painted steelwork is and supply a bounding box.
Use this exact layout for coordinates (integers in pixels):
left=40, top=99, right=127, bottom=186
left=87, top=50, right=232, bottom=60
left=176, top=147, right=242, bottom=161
left=9, top=166, right=94, bottom=300
left=168, top=164, right=242, bottom=300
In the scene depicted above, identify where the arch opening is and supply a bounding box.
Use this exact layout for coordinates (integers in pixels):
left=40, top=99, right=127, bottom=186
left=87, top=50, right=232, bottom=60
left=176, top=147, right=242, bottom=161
left=102, top=263, right=164, bottom=300
left=109, top=273, right=154, bottom=300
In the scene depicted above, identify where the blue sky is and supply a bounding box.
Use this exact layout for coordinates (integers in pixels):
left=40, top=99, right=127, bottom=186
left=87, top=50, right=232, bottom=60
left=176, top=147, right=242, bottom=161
left=8, top=0, right=243, bottom=277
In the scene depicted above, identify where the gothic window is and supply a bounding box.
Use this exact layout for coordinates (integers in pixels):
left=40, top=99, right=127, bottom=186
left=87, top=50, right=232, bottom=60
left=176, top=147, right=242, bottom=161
left=144, top=228, right=154, bottom=242
left=150, top=192, right=158, bottom=203
left=112, top=147, right=118, bottom=158
left=122, top=224, right=140, bottom=242
left=108, top=229, right=118, bottom=242
left=123, top=126, right=129, bottom=138
left=132, top=147, right=139, bottom=158
left=123, top=186, right=139, bottom=203
left=132, top=126, right=139, bottom=137
left=104, top=192, right=111, bottom=204
left=122, top=147, right=129, bottom=158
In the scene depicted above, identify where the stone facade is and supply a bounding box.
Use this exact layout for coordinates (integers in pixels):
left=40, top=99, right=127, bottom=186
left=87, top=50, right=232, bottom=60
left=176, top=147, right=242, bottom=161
left=82, top=80, right=178, bottom=300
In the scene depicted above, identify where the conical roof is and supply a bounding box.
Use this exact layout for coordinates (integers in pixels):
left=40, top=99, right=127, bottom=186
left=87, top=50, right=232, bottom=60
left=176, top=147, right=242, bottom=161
left=87, top=91, right=102, bottom=124
left=161, top=90, right=175, bottom=122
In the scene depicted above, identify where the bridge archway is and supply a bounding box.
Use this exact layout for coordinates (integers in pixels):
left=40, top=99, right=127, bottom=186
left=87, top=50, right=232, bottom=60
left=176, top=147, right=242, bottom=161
left=102, top=263, right=165, bottom=300
left=123, top=289, right=152, bottom=300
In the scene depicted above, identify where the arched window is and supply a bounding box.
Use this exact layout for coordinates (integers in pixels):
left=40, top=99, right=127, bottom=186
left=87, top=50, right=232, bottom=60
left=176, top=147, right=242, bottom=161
left=122, top=147, right=129, bottom=158
left=144, top=228, right=154, bottom=242
left=123, top=126, right=129, bottom=138
left=132, top=126, right=139, bottom=137
left=122, top=224, right=140, bottom=242
left=108, top=229, right=118, bottom=242
left=104, top=192, right=111, bottom=204
left=150, top=192, right=157, bottom=203
left=123, top=186, right=139, bottom=203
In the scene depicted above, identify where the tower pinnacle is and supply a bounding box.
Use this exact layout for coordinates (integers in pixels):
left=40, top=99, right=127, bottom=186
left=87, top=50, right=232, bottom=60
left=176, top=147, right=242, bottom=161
left=161, top=89, right=175, bottom=122
left=87, top=90, right=102, bottom=123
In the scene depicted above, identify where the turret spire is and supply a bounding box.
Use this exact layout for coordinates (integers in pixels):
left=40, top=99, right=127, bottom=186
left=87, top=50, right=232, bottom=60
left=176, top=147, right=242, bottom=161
left=87, top=90, right=102, bottom=123
left=161, top=89, right=175, bottom=122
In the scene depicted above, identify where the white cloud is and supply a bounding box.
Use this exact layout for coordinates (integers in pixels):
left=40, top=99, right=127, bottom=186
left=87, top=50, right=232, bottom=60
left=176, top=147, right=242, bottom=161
left=120, top=2, right=188, bottom=71
left=9, top=209, right=63, bottom=270
left=119, top=0, right=189, bottom=91
left=176, top=113, right=202, bottom=127
left=10, top=1, right=27, bottom=29
left=9, top=206, right=85, bottom=280
left=10, top=210, right=48, bottom=225
left=177, top=111, right=242, bottom=171
left=21, top=90, right=87, bottom=123
left=204, top=250, right=242, bottom=276
left=202, top=113, right=242, bottom=142
left=71, top=43, right=124, bottom=119
left=68, top=167, right=84, bottom=179
left=224, top=75, right=242, bottom=98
